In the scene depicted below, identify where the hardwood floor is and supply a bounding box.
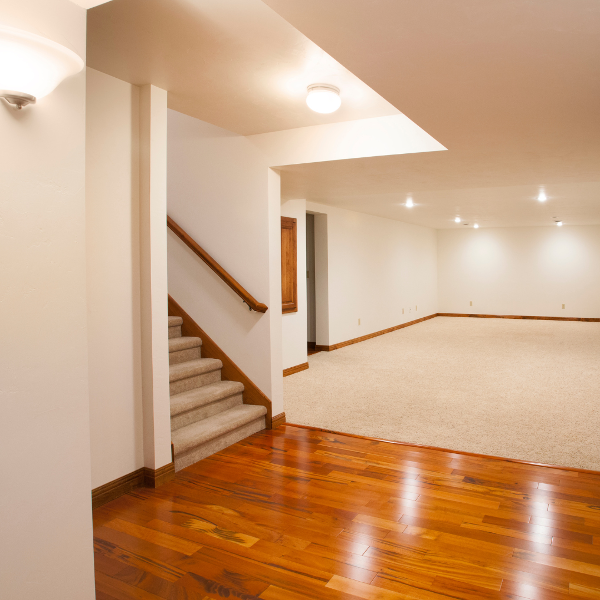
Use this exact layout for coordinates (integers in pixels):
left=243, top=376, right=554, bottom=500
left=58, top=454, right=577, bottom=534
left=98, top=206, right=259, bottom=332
left=93, top=425, right=600, bottom=600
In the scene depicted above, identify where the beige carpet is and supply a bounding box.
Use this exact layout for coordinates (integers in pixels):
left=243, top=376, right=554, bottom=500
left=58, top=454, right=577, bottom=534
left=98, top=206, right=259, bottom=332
left=284, top=317, right=600, bottom=470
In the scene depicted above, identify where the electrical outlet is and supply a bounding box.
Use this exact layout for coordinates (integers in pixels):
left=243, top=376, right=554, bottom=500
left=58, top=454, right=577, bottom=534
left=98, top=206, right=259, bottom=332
left=409, top=307, right=412, bottom=313
left=416, top=305, right=418, bottom=311
left=358, top=318, right=361, bottom=325
left=402, top=308, right=404, bottom=314
left=562, top=304, right=565, bottom=309
left=470, top=300, right=473, bottom=306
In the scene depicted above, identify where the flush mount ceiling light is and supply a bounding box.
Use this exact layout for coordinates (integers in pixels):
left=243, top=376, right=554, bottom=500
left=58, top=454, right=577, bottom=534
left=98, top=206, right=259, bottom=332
left=556, top=220, right=563, bottom=227
left=454, top=217, right=461, bottom=223
left=538, top=190, right=547, bottom=202
left=306, top=84, right=341, bottom=114
left=474, top=224, right=479, bottom=229
left=405, top=197, right=414, bottom=208
left=0, top=25, right=84, bottom=109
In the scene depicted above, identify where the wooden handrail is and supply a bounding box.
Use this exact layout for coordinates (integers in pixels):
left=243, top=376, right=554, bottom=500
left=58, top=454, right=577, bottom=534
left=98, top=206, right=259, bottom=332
left=167, top=215, right=268, bottom=313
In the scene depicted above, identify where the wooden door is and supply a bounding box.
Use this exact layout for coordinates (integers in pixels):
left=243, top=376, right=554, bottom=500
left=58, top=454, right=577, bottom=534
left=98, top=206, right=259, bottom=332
left=281, top=217, right=297, bottom=313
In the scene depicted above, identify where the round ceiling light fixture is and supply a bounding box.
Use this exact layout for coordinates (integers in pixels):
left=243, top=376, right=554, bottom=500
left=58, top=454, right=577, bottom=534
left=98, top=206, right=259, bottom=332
left=0, top=25, right=84, bottom=109
left=538, top=190, right=547, bottom=202
left=405, top=197, right=414, bottom=208
left=454, top=217, right=461, bottom=223
left=474, top=223, right=480, bottom=229
left=306, top=84, right=341, bottom=114
left=556, top=220, right=563, bottom=227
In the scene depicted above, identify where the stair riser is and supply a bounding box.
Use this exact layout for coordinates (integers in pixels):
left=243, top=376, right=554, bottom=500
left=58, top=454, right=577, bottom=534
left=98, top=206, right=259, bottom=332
left=169, top=347, right=202, bottom=365
left=174, top=416, right=266, bottom=471
left=170, top=370, right=221, bottom=395
left=171, top=393, right=243, bottom=432
left=169, top=325, right=182, bottom=339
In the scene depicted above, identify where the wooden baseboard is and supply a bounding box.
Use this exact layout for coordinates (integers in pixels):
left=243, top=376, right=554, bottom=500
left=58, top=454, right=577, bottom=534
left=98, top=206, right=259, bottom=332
left=316, top=314, right=437, bottom=352
left=307, top=342, right=316, bottom=350
left=168, top=295, right=273, bottom=427
left=284, top=423, right=600, bottom=476
left=283, top=362, right=309, bottom=377
left=438, top=312, right=600, bottom=322
left=92, top=462, right=175, bottom=510
left=144, top=463, right=175, bottom=488
left=272, top=412, right=286, bottom=429
left=91, top=468, right=145, bottom=510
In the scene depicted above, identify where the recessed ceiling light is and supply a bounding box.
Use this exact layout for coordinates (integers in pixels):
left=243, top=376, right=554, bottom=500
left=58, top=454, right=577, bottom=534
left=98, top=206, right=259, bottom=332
left=538, top=190, right=547, bottom=202
left=306, top=84, right=341, bottom=114
left=556, top=221, right=563, bottom=227
left=474, top=224, right=479, bottom=229
left=405, top=197, right=414, bottom=208
left=454, top=217, right=461, bottom=223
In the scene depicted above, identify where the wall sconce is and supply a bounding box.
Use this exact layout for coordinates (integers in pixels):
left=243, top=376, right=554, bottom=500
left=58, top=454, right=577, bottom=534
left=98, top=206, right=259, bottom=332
left=0, top=25, right=84, bottom=109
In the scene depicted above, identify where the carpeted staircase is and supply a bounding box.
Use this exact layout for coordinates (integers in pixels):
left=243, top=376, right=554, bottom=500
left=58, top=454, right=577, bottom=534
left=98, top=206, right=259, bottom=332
left=168, top=316, right=267, bottom=471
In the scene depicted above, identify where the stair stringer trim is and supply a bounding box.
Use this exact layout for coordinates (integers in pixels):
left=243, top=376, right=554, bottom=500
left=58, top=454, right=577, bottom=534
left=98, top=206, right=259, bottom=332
left=167, top=295, right=273, bottom=427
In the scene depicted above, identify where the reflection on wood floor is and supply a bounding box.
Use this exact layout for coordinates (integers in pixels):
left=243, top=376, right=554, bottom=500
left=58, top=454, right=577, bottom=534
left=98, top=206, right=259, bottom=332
left=93, top=425, right=600, bottom=600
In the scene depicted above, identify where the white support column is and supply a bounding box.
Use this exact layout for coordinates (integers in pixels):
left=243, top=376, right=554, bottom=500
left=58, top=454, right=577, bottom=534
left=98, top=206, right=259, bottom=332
left=268, top=168, right=284, bottom=417
left=139, top=84, right=172, bottom=470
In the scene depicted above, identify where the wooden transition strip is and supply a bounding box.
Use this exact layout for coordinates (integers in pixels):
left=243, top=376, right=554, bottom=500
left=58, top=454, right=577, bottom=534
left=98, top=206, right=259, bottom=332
left=438, top=312, right=600, bottom=322
left=284, top=423, right=600, bottom=476
left=317, top=313, right=437, bottom=352
left=168, top=294, right=273, bottom=427
left=272, top=412, right=286, bottom=429
left=283, top=362, right=309, bottom=377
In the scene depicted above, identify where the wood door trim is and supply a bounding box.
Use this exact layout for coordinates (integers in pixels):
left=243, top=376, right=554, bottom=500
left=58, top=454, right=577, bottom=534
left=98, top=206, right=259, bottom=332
left=283, top=362, right=309, bottom=377
left=283, top=424, right=600, bottom=476
left=281, top=216, right=298, bottom=314
left=168, top=294, right=273, bottom=427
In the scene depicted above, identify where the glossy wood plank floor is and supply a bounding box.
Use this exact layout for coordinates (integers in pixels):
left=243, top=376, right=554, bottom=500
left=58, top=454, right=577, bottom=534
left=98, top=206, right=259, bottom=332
left=93, top=425, right=600, bottom=600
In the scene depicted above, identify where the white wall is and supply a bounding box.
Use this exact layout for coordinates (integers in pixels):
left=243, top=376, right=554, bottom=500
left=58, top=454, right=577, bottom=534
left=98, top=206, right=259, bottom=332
left=281, top=200, right=307, bottom=370
left=167, top=110, right=283, bottom=415
left=306, top=202, right=439, bottom=346
left=86, top=68, right=144, bottom=489
left=0, top=1, right=95, bottom=598
left=438, top=225, right=600, bottom=318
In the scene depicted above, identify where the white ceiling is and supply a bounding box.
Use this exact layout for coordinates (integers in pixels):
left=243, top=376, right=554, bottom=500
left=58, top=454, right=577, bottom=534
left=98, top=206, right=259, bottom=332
left=70, top=0, right=113, bottom=8
left=87, top=0, right=399, bottom=135
left=88, top=0, right=600, bottom=228
left=265, top=0, right=600, bottom=228
left=286, top=176, right=600, bottom=229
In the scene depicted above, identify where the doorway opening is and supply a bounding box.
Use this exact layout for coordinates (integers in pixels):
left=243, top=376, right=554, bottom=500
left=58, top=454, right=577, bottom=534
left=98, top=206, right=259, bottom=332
left=306, top=211, right=328, bottom=356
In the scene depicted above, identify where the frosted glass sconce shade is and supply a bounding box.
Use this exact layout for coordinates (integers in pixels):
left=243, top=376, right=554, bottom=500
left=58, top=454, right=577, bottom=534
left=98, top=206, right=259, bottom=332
left=0, top=25, right=84, bottom=108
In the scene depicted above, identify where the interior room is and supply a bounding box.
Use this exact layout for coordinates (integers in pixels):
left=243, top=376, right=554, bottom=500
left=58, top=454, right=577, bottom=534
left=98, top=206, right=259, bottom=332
left=1, top=1, right=599, bottom=599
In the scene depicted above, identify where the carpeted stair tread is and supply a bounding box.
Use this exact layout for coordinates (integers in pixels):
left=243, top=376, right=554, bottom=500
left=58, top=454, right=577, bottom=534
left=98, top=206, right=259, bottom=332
left=168, top=316, right=183, bottom=327
left=169, top=336, right=202, bottom=353
left=171, top=381, right=244, bottom=417
left=172, top=404, right=267, bottom=455
left=169, top=358, right=222, bottom=383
